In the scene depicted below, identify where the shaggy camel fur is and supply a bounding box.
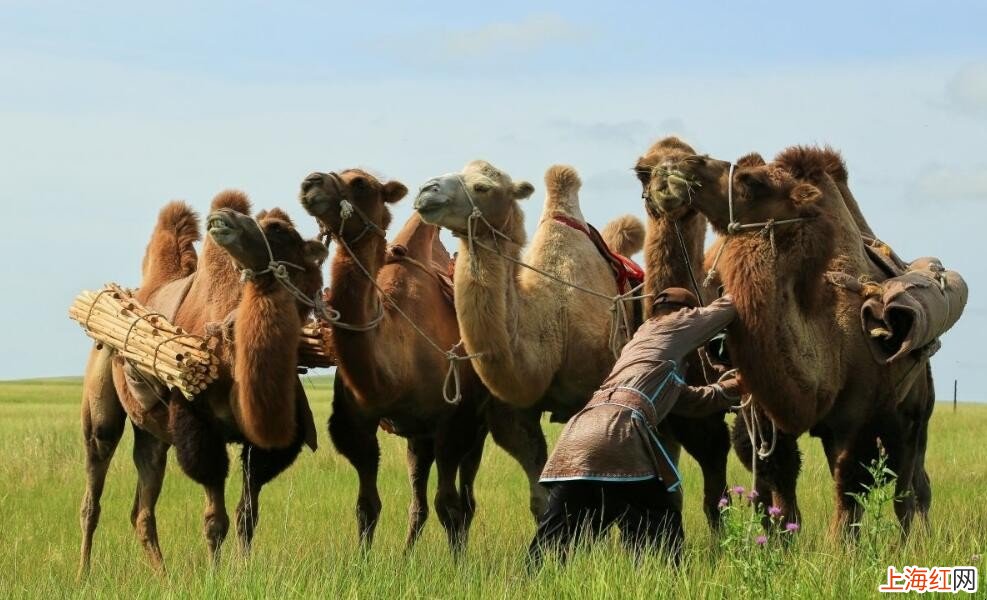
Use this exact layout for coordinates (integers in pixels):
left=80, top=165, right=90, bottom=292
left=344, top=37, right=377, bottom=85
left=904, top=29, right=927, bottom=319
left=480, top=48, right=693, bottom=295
left=299, top=169, right=493, bottom=552
left=650, top=149, right=934, bottom=535
left=633, top=136, right=732, bottom=529
left=414, top=161, right=646, bottom=516
left=78, top=193, right=326, bottom=574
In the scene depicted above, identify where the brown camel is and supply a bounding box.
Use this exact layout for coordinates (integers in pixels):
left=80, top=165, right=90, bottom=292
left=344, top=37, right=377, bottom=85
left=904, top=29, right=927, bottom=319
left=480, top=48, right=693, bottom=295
left=646, top=148, right=934, bottom=535
left=299, top=169, right=497, bottom=552
left=632, top=136, right=733, bottom=529
left=78, top=192, right=326, bottom=574
left=414, top=161, right=646, bottom=516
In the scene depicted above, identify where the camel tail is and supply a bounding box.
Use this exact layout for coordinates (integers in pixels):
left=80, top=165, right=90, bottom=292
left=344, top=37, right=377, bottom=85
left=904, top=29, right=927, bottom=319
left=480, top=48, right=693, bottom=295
left=141, top=200, right=201, bottom=287
left=601, top=214, right=645, bottom=257
left=210, top=189, right=252, bottom=214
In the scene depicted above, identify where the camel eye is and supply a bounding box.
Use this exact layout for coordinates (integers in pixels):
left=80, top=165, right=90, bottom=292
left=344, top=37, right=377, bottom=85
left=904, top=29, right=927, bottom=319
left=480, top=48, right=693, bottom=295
left=473, top=183, right=491, bottom=193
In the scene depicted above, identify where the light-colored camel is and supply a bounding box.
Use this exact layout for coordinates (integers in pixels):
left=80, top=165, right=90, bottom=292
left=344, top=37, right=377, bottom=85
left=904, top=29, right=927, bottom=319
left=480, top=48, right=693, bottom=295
left=78, top=192, right=326, bottom=574
left=649, top=148, right=934, bottom=534
left=299, top=169, right=495, bottom=552
left=414, top=161, right=645, bottom=512
left=633, top=136, right=732, bottom=529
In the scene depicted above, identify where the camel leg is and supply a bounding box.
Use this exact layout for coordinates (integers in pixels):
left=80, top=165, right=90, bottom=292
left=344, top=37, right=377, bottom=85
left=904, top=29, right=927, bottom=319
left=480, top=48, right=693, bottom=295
left=235, top=435, right=304, bottom=554
left=458, top=426, right=488, bottom=532
left=328, top=378, right=382, bottom=549
left=486, top=401, right=548, bottom=520
left=732, top=422, right=801, bottom=530
left=130, top=425, right=169, bottom=572
left=169, top=397, right=230, bottom=566
left=434, top=407, right=485, bottom=555
left=78, top=347, right=127, bottom=578
left=404, top=436, right=435, bottom=551
left=667, top=414, right=730, bottom=531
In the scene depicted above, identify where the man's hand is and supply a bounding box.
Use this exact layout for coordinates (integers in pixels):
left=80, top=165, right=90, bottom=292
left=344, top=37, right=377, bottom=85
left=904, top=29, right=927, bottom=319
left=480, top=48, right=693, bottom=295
left=717, top=373, right=749, bottom=410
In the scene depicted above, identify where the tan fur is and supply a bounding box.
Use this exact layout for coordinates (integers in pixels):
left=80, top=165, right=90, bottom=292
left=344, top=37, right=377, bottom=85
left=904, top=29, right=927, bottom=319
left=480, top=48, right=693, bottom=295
left=448, top=162, right=632, bottom=413
left=139, top=201, right=200, bottom=296
left=600, top=214, right=645, bottom=257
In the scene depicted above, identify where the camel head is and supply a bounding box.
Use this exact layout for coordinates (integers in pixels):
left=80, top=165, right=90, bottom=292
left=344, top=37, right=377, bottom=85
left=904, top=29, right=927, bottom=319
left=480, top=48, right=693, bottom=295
left=207, top=206, right=327, bottom=296
left=299, top=169, right=408, bottom=244
left=413, top=160, right=534, bottom=243
left=635, top=136, right=700, bottom=219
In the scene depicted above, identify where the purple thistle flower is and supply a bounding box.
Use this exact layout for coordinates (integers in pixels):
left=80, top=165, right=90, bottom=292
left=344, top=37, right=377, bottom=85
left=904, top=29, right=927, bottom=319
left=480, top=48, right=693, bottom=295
left=731, top=485, right=745, bottom=496
left=785, top=522, right=800, bottom=532
left=718, top=497, right=729, bottom=509
left=767, top=506, right=782, bottom=517
left=746, top=490, right=759, bottom=501
left=755, top=535, right=768, bottom=546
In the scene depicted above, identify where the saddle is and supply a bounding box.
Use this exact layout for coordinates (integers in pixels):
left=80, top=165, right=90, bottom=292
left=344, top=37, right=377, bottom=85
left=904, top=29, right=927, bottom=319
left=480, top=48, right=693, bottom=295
left=552, top=214, right=645, bottom=294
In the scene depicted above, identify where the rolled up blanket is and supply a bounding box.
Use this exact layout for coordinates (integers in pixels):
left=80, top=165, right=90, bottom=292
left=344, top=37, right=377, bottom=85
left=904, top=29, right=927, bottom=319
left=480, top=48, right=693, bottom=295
left=861, top=257, right=968, bottom=364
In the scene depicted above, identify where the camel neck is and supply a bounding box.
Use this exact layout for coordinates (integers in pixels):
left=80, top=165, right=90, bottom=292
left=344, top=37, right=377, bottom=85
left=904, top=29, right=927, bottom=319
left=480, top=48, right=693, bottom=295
left=326, top=234, right=389, bottom=397
left=644, top=211, right=707, bottom=310
left=198, top=240, right=244, bottom=320
left=453, top=235, right=532, bottom=402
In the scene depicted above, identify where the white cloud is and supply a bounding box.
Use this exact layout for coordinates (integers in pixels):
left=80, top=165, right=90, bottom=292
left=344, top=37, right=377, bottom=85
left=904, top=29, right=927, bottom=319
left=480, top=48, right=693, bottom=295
left=910, top=164, right=987, bottom=203
left=944, top=63, right=987, bottom=117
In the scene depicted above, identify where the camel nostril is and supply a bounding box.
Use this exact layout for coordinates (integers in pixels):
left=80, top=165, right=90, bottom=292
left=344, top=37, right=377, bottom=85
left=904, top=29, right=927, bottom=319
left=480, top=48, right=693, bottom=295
left=302, top=172, right=324, bottom=192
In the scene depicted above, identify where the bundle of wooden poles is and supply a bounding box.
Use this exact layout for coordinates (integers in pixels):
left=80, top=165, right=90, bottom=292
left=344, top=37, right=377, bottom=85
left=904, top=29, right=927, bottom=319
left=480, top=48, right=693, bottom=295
left=70, top=284, right=335, bottom=396
left=298, top=321, right=334, bottom=369
left=68, top=284, right=219, bottom=398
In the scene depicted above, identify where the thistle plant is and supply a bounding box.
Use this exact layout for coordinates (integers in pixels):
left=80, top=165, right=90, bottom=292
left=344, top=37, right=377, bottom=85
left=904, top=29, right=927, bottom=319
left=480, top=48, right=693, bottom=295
left=718, top=485, right=800, bottom=597
left=846, top=439, right=908, bottom=569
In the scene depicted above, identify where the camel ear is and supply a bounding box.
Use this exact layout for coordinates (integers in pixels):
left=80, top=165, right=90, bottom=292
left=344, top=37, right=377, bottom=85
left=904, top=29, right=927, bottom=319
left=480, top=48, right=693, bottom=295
left=382, top=181, right=408, bottom=204
left=303, top=240, right=329, bottom=266
left=512, top=181, right=535, bottom=200
left=790, top=183, right=822, bottom=207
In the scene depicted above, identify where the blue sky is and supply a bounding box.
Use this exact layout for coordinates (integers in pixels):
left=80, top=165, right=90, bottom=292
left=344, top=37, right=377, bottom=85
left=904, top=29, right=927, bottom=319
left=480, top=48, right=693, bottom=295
left=1, top=1, right=985, bottom=399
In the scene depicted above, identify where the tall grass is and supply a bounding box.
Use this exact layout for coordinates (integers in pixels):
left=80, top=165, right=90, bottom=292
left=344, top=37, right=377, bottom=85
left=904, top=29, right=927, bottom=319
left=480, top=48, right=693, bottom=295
left=0, top=377, right=983, bottom=598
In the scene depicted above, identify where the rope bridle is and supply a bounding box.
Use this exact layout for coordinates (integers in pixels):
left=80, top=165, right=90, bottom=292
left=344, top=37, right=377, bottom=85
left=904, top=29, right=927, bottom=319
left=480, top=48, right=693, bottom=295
left=702, top=163, right=815, bottom=288
left=318, top=173, right=480, bottom=404
left=452, top=175, right=646, bottom=357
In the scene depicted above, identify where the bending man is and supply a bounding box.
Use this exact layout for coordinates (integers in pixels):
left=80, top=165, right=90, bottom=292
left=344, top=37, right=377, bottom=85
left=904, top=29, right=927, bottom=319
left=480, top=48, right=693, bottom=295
left=529, top=288, right=742, bottom=566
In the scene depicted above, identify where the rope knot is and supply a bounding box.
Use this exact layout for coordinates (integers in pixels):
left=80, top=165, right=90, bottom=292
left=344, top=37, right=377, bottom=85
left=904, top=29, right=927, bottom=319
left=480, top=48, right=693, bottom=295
left=727, top=222, right=741, bottom=234
left=339, top=199, right=355, bottom=221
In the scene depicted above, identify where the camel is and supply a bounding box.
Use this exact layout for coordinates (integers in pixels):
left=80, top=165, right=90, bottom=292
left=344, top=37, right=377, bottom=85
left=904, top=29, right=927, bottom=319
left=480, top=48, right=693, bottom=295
left=632, top=136, right=733, bottom=529
left=647, top=148, right=934, bottom=535
left=414, top=161, right=646, bottom=515
left=78, top=191, right=326, bottom=574
left=298, top=169, right=499, bottom=553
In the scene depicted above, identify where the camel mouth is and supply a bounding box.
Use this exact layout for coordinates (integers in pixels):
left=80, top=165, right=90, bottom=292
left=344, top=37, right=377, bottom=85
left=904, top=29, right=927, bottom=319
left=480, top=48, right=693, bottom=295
left=206, top=212, right=241, bottom=245
left=413, top=192, right=450, bottom=224
left=299, top=188, right=333, bottom=218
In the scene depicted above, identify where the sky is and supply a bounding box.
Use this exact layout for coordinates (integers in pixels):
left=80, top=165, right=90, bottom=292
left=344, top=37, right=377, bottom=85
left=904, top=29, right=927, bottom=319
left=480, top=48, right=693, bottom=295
left=1, top=1, right=985, bottom=400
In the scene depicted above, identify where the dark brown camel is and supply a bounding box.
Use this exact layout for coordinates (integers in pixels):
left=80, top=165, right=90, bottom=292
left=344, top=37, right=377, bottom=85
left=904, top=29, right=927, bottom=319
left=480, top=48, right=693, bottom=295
left=299, top=169, right=547, bottom=552
left=633, top=136, right=732, bottom=530
left=646, top=149, right=934, bottom=535
left=78, top=192, right=326, bottom=575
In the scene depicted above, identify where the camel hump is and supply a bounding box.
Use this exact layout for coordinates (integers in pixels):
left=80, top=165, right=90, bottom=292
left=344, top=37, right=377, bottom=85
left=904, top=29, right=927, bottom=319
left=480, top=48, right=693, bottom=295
left=545, top=165, right=582, bottom=197
left=774, top=145, right=848, bottom=184
left=600, top=214, right=645, bottom=257
left=140, top=201, right=201, bottom=297
left=210, top=189, right=252, bottom=214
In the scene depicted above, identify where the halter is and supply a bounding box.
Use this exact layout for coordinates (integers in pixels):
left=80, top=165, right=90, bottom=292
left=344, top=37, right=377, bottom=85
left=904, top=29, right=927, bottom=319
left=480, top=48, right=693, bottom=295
left=317, top=172, right=387, bottom=246
left=702, top=163, right=815, bottom=287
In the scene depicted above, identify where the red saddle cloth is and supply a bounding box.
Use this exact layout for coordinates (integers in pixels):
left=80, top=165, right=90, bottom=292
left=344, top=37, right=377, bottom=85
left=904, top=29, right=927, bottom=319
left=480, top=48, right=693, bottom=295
left=552, top=214, right=644, bottom=294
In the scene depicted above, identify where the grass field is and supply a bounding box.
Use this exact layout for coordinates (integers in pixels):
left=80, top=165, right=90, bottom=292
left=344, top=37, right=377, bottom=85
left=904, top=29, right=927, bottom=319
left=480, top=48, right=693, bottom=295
left=0, top=377, right=983, bottom=598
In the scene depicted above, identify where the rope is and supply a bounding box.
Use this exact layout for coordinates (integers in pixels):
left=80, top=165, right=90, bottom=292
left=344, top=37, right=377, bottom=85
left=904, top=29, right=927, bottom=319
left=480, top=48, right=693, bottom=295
left=455, top=176, right=644, bottom=356
left=702, top=163, right=814, bottom=287
left=330, top=198, right=481, bottom=404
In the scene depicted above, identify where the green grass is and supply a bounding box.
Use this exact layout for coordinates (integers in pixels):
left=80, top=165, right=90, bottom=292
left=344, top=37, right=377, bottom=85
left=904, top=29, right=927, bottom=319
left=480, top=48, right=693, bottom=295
left=0, top=378, right=983, bottom=598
